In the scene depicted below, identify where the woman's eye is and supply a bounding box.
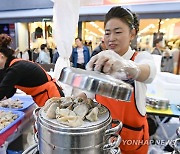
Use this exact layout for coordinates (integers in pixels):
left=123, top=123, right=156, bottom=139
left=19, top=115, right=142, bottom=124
left=105, top=33, right=110, bottom=35
left=116, top=31, right=122, bottom=34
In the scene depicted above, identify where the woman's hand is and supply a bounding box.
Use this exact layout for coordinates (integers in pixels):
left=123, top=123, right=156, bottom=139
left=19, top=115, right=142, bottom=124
left=86, top=50, right=141, bottom=80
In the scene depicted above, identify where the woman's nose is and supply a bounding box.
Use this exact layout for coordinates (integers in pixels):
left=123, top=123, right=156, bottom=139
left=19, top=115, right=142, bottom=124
left=109, top=33, right=116, bottom=42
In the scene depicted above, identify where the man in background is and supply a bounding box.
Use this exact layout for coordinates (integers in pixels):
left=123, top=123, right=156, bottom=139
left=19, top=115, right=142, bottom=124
left=91, top=38, right=106, bottom=57
left=71, top=37, right=90, bottom=69
left=152, top=38, right=163, bottom=55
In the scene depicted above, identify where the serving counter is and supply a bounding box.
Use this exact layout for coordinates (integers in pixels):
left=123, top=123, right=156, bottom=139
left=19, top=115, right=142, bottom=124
left=0, top=94, right=36, bottom=154
left=146, top=104, right=180, bottom=118
left=146, top=103, right=180, bottom=153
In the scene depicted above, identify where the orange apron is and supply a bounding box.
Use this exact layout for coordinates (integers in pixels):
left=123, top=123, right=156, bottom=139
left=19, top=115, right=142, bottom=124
left=10, top=59, right=62, bottom=107
left=96, top=52, right=149, bottom=154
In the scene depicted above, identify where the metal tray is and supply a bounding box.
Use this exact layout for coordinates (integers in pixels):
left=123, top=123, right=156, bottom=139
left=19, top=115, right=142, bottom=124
left=0, top=95, right=34, bottom=111
left=59, top=67, right=133, bottom=101
left=0, top=109, right=25, bottom=134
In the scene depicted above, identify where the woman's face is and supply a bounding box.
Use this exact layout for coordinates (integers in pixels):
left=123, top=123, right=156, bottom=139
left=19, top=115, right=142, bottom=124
left=0, top=53, right=7, bottom=69
left=104, top=18, right=135, bottom=56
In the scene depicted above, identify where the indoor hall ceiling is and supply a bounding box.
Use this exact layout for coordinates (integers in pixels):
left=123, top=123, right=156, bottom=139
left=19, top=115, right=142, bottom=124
left=84, top=18, right=180, bottom=37
left=139, top=18, right=180, bottom=35
left=85, top=21, right=105, bottom=37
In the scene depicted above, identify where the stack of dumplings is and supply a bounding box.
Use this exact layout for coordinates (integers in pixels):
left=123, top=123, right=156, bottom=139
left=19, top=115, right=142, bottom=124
left=0, top=98, right=23, bottom=109
left=43, top=96, right=108, bottom=127
left=0, top=111, right=18, bottom=131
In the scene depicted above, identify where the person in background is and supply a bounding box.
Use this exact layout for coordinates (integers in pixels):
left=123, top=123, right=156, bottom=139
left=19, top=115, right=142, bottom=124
left=48, top=47, right=53, bottom=63
left=87, top=40, right=93, bottom=54
left=91, top=38, right=106, bottom=57
left=38, top=44, right=50, bottom=64
left=71, top=37, right=90, bottom=69
left=0, top=34, right=64, bottom=107
left=27, top=49, right=32, bottom=61
left=172, top=40, right=180, bottom=74
left=86, top=6, right=156, bottom=154
left=161, top=50, right=174, bottom=73
left=52, top=48, right=59, bottom=64
left=16, top=48, right=30, bottom=60
left=152, top=38, right=163, bottom=55
left=32, top=48, right=40, bottom=62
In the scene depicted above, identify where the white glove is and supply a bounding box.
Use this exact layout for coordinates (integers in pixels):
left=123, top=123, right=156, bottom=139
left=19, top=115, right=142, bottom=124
left=86, top=50, right=141, bottom=80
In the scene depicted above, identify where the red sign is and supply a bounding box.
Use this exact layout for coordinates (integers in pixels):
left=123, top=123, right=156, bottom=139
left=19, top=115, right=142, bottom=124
left=103, top=0, right=180, bottom=5
left=80, top=0, right=180, bottom=6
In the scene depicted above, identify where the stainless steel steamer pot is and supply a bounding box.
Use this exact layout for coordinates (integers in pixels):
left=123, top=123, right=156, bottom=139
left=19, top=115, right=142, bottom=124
left=37, top=106, right=122, bottom=154
left=36, top=67, right=133, bottom=154
left=146, top=96, right=169, bottom=110
left=59, top=67, right=133, bottom=101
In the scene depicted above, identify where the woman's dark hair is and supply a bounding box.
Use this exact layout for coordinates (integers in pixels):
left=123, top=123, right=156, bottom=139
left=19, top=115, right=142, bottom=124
left=104, top=6, right=139, bottom=34
left=0, top=33, right=15, bottom=57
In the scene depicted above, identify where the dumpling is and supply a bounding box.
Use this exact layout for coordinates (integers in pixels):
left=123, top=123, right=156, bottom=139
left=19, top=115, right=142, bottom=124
left=57, top=116, right=84, bottom=127
left=86, top=107, right=99, bottom=122
left=73, top=104, right=89, bottom=119
left=44, top=97, right=61, bottom=112
left=56, top=108, right=76, bottom=118
left=46, top=103, right=59, bottom=119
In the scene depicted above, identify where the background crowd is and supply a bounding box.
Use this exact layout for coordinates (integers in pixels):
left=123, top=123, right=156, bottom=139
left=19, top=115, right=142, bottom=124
left=13, top=34, right=180, bottom=75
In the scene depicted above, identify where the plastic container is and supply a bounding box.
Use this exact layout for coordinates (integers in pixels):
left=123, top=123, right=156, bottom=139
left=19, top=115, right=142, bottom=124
left=158, top=72, right=180, bottom=84
left=0, top=95, right=34, bottom=111
left=0, top=110, right=25, bottom=134
left=147, top=72, right=180, bottom=105
left=155, top=75, right=180, bottom=105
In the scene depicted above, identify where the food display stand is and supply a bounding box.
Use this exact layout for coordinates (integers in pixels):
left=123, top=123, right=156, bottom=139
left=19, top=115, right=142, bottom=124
left=22, top=67, right=134, bottom=154
left=0, top=94, right=36, bottom=154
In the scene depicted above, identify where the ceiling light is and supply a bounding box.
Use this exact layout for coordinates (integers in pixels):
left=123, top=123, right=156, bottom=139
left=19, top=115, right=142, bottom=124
left=84, top=28, right=89, bottom=32
left=90, top=31, right=98, bottom=37
left=90, top=22, right=99, bottom=28
left=160, top=21, right=164, bottom=24
left=139, top=24, right=155, bottom=34
left=98, top=28, right=105, bottom=34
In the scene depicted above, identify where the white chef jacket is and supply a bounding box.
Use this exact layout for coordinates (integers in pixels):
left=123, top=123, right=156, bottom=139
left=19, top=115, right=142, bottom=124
left=122, top=47, right=157, bottom=116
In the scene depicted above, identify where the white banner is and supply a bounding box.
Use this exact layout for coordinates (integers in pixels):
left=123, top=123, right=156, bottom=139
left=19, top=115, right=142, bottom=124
left=52, top=0, right=80, bottom=96
left=52, top=0, right=80, bottom=80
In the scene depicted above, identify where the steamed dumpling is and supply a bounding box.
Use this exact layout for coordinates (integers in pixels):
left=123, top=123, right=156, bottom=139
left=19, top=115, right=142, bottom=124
left=86, top=107, right=99, bottom=122
left=46, top=103, right=59, bottom=119
left=73, top=104, right=89, bottom=119
left=44, top=97, right=61, bottom=112
left=57, top=116, right=84, bottom=127
left=56, top=108, right=76, bottom=118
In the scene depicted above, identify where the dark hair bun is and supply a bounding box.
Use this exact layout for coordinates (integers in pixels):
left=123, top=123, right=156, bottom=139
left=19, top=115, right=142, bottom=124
left=0, top=33, right=12, bottom=47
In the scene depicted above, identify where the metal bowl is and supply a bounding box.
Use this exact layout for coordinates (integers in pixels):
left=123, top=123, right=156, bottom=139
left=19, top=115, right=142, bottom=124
left=59, top=67, right=133, bottom=101
left=146, top=96, right=169, bottom=110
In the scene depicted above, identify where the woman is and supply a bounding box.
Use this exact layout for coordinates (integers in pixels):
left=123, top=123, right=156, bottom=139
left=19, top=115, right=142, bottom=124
left=86, top=6, right=156, bottom=154
left=0, top=34, right=64, bottom=107
left=71, top=37, right=90, bottom=69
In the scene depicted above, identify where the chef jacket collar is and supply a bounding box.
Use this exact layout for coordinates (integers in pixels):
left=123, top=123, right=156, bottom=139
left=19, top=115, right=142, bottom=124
left=122, top=46, right=135, bottom=60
